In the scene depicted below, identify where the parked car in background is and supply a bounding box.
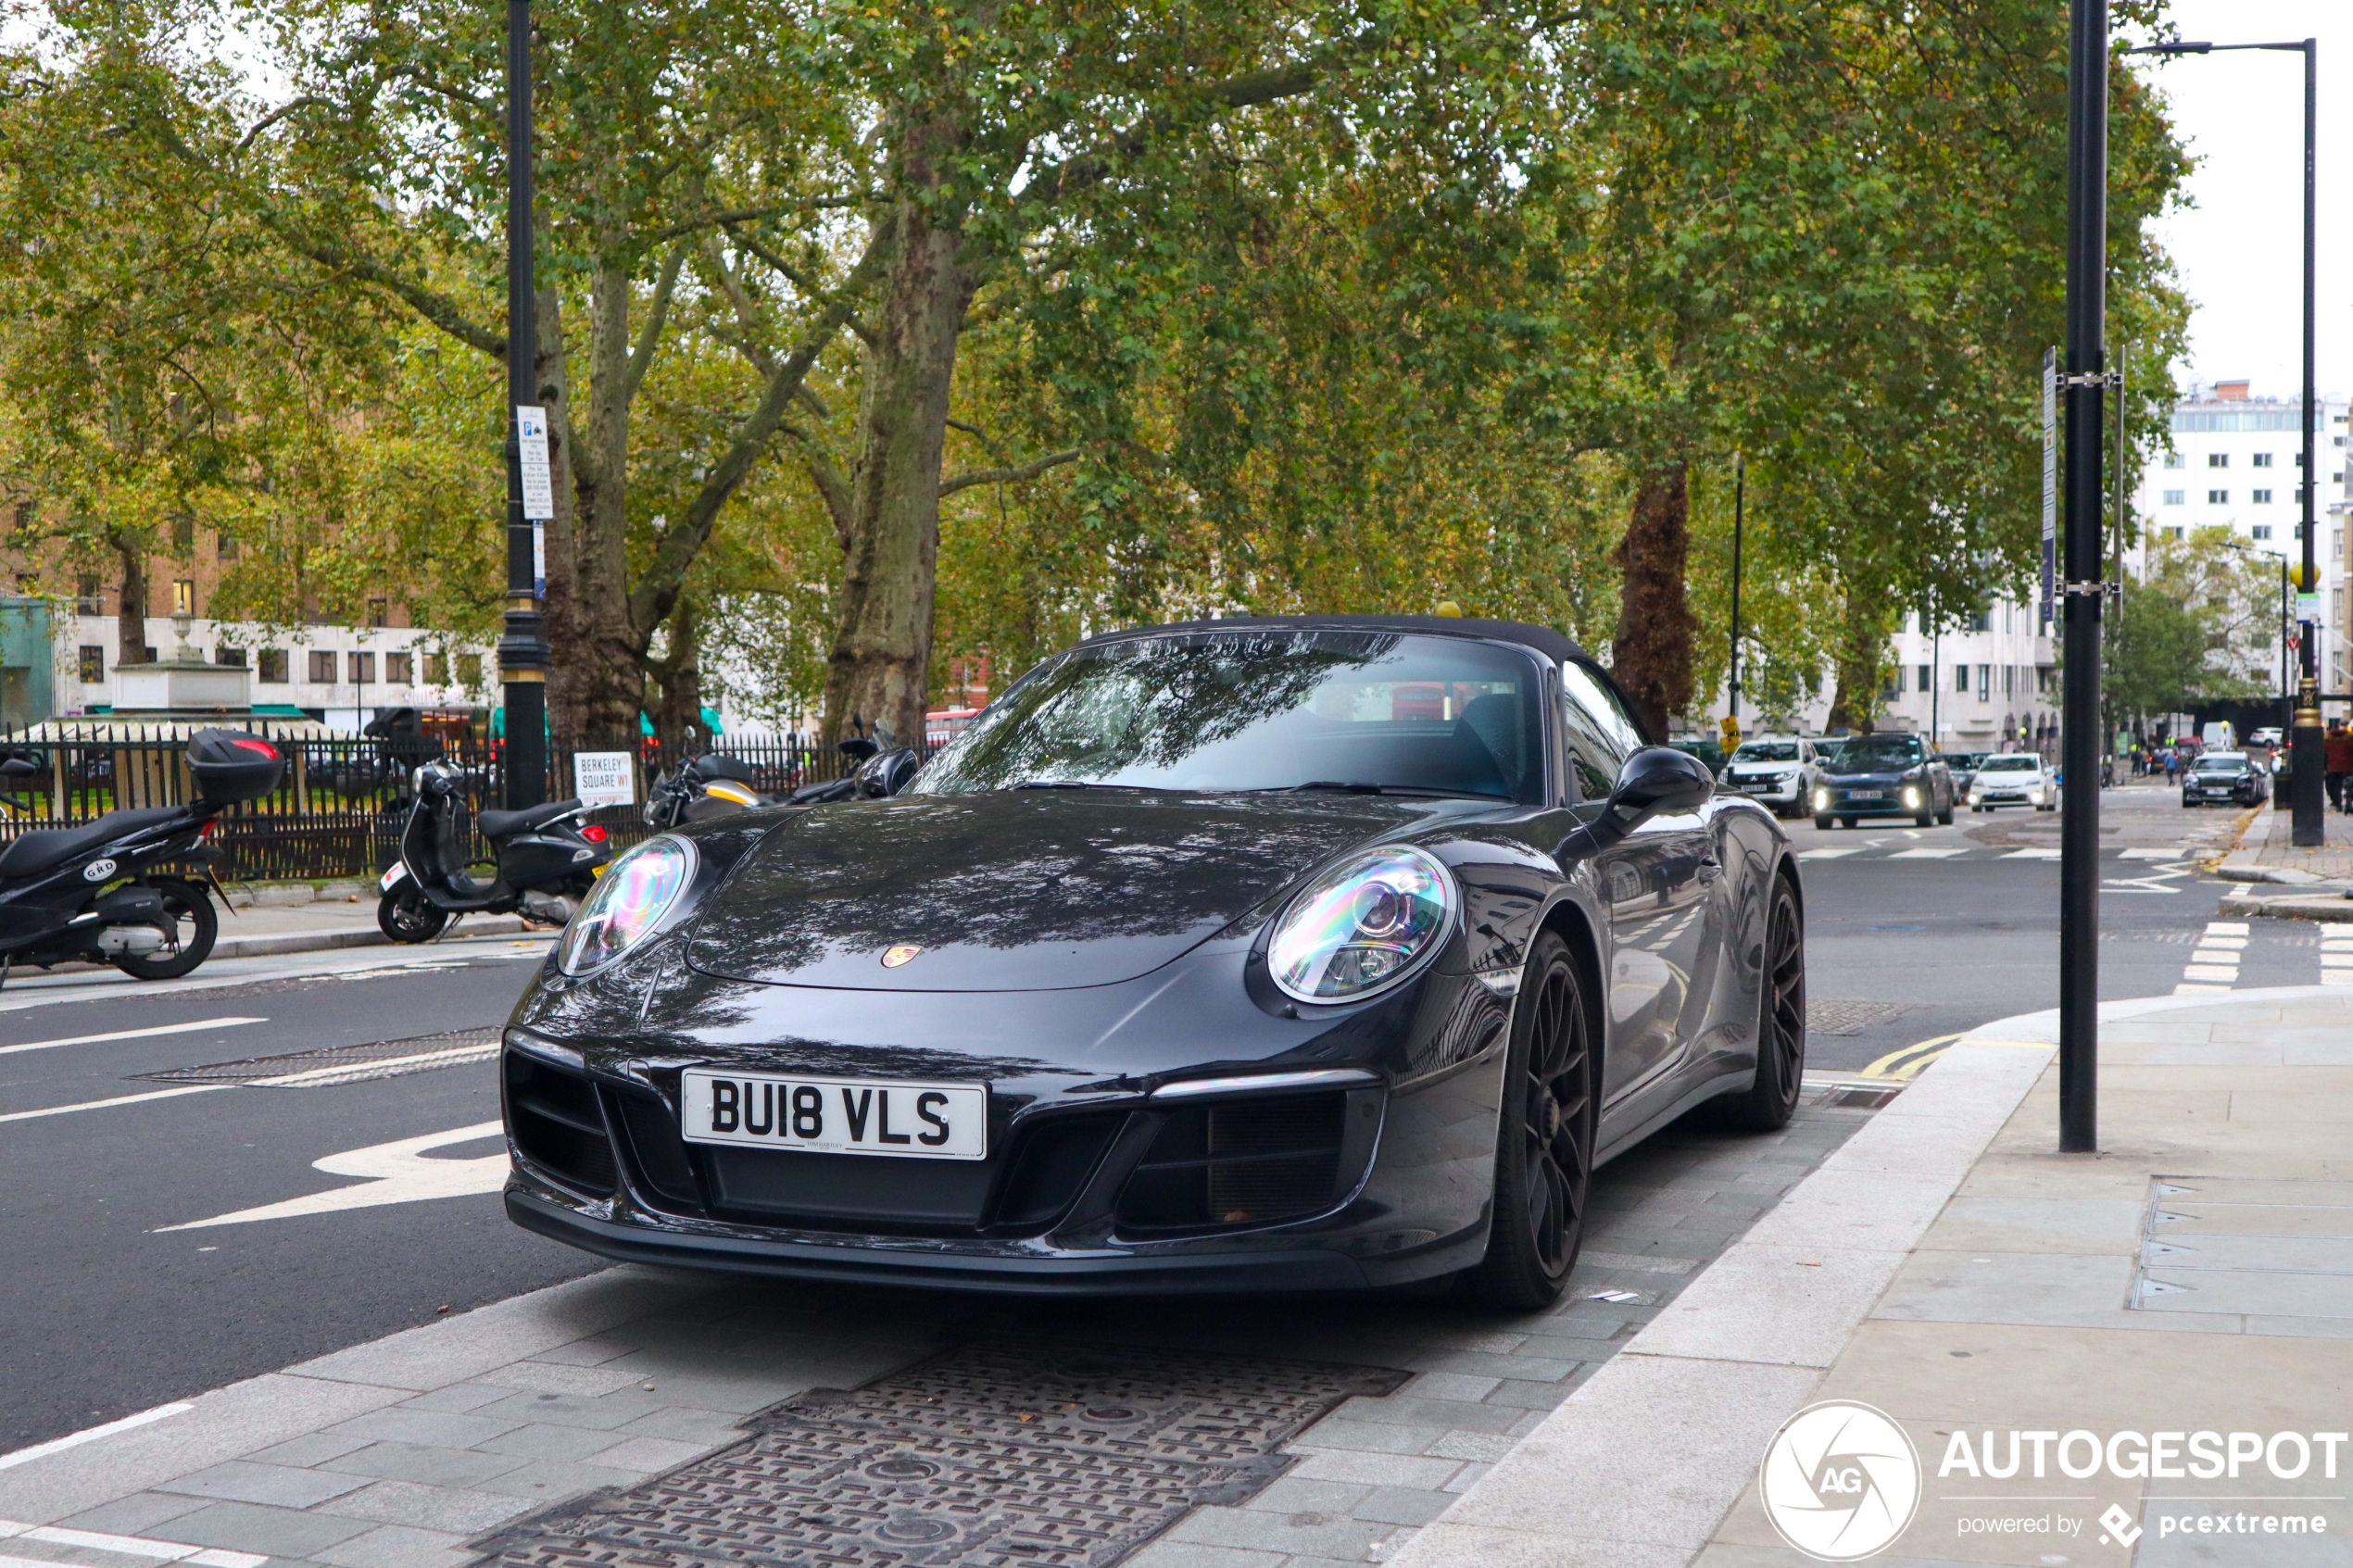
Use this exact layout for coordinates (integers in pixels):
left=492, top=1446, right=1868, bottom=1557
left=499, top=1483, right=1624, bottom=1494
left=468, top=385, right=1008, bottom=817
left=2182, top=750, right=2270, bottom=808
left=1967, top=753, right=2056, bottom=812
left=1943, top=751, right=1988, bottom=796
left=1722, top=736, right=1823, bottom=819
left=2250, top=726, right=2284, bottom=749
left=1813, top=731, right=1957, bottom=828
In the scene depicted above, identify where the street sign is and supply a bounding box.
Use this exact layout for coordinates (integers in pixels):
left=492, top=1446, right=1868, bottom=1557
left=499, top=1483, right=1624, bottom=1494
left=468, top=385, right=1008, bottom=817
left=573, top=751, right=635, bottom=809
left=516, top=405, right=555, bottom=522
left=1719, top=715, right=1741, bottom=750
left=2040, top=348, right=2057, bottom=628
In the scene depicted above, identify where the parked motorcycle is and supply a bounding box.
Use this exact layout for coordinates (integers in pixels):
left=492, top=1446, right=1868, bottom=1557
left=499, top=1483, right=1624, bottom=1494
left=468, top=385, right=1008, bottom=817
left=643, top=751, right=779, bottom=829
left=377, top=759, right=611, bottom=942
left=786, top=718, right=922, bottom=805
left=0, top=728, right=282, bottom=983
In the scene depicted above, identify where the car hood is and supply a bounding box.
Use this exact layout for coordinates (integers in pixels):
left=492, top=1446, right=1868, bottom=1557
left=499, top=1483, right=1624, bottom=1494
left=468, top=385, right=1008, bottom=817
left=684, top=789, right=1444, bottom=992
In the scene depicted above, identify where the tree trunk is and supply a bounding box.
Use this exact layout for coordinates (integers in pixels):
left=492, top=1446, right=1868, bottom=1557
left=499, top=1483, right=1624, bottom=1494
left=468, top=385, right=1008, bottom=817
left=821, top=194, right=972, bottom=749
left=1826, top=599, right=1884, bottom=734
left=113, top=537, right=148, bottom=668
left=1609, top=462, right=1697, bottom=741
left=565, top=263, right=648, bottom=741
left=534, top=287, right=592, bottom=746
left=651, top=598, right=704, bottom=756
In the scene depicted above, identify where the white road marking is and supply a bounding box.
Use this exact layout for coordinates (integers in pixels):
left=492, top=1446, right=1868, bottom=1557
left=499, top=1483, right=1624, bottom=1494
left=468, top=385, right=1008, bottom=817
left=2322, top=932, right=2353, bottom=987
left=2173, top=919, right=2247, bottom=994
left=0, top=1085, right=228, bottom=1124
left=1888, top=847, right=1968, bottom=859
left=0, top=1017, right=267, bottom=1059
left=253, top=1041, right=500, bottom=1089
left=2003, top=847, right=2063, bottom=859
left=0, top=1402, right=191, bottom=1472
left=1798, top=847, right=1859, bottom=860
left=157, top=1121, right=508, bottom=1231
left=0, top=936, right=549, bottom=1017
left=0, top=1520, right=260, bottom=1568
left=2119, top=847, right=2184, bottom=860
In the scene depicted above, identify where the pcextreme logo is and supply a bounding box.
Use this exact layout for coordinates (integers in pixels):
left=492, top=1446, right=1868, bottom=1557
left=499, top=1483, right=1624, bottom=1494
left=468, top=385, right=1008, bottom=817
left=1759, top=1400, right=1923, bottom=1562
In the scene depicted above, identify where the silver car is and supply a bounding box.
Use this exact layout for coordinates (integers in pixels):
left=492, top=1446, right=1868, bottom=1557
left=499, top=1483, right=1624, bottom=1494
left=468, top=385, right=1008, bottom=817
left=1968, top=752, right=2057, bottom=812
left=1723, top=735, right=1823, bottom=819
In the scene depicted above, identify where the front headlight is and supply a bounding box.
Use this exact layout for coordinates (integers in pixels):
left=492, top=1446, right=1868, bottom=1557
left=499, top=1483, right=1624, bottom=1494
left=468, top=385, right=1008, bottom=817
left=1902, top=787, right=1921, bottom=808
left=1268, top=846, right=1453, bottom=1004
left=559, top=834, right=695, bottom=975
left=1813, top=789, right=1830, bottom=809
left=1969, top=791, right=1982, bottom=804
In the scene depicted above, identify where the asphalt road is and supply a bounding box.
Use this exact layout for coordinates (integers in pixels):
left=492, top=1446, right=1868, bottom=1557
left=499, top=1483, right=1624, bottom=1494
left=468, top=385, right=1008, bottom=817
left=0, top=782, right=2284, bottom=1452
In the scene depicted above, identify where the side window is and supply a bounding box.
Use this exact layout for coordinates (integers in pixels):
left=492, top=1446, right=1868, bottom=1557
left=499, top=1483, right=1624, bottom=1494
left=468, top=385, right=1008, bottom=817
left=1558, top=661, right=1636, bottom=802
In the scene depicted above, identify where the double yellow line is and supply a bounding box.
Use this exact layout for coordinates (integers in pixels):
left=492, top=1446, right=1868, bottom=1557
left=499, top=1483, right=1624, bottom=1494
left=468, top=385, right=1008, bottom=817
left=1859, top=1032, right=1963, bottom=1081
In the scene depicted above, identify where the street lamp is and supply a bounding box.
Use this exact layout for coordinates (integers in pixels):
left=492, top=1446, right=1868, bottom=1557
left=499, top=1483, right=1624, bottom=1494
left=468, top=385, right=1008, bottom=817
left=497, top=0, right=549, bottom=809
left=2128, top=36, right=2322, bottom=842
left=2057, top=0, right=2109, bottom=1153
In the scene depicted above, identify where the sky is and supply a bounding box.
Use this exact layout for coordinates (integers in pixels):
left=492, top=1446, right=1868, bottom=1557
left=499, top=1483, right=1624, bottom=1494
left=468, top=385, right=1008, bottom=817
left=2127, top=1, right=2351, bottom=403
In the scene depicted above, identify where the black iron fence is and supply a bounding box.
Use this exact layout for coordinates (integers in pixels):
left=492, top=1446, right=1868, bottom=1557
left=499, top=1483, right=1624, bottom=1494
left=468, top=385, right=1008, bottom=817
left=0, top=726, right=863, bottom=883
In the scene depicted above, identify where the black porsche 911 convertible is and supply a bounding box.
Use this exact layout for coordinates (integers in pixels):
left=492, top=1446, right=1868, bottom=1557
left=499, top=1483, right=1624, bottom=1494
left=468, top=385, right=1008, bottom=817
left=501, top=616, right=1806, bottom=1309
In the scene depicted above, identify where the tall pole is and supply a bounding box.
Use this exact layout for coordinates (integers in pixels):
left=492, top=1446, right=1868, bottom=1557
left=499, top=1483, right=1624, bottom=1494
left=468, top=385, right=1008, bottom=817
left=499, top=0, right=549, bottom=809
left=2290, top=39, right=2323, bottom=843
left=2058, top=0, right=2108, bottom=1154
left=1729, top=454, right=1745, bottom=729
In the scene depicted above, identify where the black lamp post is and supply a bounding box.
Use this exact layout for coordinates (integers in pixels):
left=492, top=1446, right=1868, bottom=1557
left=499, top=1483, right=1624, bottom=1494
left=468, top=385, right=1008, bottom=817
left=2129, top=37, right=2322, bottom=842
left=2057, top=0, right=2108, bottom=1153
left=497, top=0, right=549, bottom=809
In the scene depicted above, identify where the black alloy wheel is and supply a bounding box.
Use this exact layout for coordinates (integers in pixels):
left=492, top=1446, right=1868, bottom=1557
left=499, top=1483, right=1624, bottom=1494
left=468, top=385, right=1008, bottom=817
left=1722, top=876, right=1806, bottom=1130
left=1472, top=931, right=1595, bottom=1311
left=378, top=884, right=450, bottom=943
left=112, top=876, right=218, bottom=981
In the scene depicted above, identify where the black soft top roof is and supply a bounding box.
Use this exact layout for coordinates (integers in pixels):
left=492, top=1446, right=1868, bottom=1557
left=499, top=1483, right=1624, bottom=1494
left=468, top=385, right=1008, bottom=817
left=1075, top=614, right=1597, bottom=671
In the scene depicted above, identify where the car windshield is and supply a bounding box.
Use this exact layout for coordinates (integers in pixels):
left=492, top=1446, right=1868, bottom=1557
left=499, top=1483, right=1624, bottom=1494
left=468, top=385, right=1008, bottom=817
left=2196, top=755, right=2246, bottom=772
left=1832, top=734, right=1924, bottom=770
left=914, top=630, right=1545, bottom=800
left=1980, top=756, right=2038, bottom=773
left=1733, top=742, right=1798, bottom=762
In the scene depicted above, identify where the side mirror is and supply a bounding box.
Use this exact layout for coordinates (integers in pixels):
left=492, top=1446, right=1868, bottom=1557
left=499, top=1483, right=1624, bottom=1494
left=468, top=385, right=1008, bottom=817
left=837, top=735, right=880, bottom=763
left=855, top=747, right=922, bottom=798
left=1607, top=746, right=1714, bottom=820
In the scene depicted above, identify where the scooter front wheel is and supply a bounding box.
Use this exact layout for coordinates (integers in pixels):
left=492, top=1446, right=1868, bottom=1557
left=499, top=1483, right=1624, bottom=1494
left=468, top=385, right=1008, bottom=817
left=113, top=877, right=219, bottom=981
left=378, top=886, right=450, bottom=944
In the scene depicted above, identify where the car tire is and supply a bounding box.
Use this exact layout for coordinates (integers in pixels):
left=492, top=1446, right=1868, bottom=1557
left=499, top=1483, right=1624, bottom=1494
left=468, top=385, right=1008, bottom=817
left=111, top=877, right=218, bottom=981
left=1814, top=814, right=1832, bottom=830
left=378, top=887, right=450, bottom=943
left=1936, top=807, right=1955, bottom=826
left=1841, top=816, right=1857, bottom=829
left=1914, top=812, right=1932, bottom=827
left=1470, top=930, right=1595, bottom=1312
left=1720, top=876, right=1806, bottom=1132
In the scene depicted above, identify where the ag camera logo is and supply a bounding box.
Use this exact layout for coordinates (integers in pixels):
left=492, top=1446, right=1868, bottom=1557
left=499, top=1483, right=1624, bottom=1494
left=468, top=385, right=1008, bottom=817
left=1760, top=1400, right=1921, bottom=1561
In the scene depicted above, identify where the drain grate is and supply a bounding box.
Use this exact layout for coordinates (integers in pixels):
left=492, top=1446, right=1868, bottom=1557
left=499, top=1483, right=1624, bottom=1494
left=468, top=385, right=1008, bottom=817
left=471, top=1340, right=1404, bottom=1568
left=137, top=1027, right=501, bottom=1088
left=1806, top=998, right=1913, bottom=1036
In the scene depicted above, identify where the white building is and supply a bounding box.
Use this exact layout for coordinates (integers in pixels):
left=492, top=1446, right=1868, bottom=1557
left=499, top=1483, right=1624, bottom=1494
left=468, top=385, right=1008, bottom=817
left=2133, top=380, right=2349, bottom=696
left=63, top=614, right=492, bottom=730
left=1881, top=596, right=2058, bottom=753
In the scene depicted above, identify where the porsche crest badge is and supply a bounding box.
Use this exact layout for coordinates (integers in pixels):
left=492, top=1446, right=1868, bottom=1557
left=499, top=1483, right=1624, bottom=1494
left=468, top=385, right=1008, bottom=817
left=881, top=944, right=923, bottom=969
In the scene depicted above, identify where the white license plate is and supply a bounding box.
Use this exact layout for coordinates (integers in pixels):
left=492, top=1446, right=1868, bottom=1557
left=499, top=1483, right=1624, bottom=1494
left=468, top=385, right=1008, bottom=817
left=1849, top=789, right=1883, bottom=800
left=679, top=1070, right=987, bottom=1160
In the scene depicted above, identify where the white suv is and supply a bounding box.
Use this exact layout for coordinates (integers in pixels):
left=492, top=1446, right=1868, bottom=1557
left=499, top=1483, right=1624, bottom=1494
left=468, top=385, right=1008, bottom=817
left=1723, top=735, right=1823, bottom=819
left=1969, top=752, right=2056, bottom=812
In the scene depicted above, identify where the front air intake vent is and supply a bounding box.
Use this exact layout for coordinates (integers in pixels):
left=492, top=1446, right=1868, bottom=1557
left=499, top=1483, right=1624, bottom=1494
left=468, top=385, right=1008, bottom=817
left=1115, top=1093, right=1347, bottom=1234
left=503, top=1048, right=618, bottom=1197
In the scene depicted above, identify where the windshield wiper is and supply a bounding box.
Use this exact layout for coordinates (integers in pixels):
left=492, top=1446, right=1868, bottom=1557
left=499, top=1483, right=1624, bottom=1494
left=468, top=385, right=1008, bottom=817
left=1287, top=781, right=1501, bottom=800
left=1012, top=779, right=1151, bottom=791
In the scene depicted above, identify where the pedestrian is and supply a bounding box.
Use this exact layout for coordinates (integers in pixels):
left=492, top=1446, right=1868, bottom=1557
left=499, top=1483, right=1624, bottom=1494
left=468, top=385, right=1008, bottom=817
left=2326, top=718, right=2353, bottom=814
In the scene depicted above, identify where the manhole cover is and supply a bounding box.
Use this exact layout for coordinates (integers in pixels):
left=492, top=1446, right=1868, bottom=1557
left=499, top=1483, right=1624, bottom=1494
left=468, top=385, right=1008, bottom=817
left=471, top=1340, right=1404, bottom=1568
left=136, top=1027, right=501, bottom=1087
left=1806, top=999, right=1913, bottom=1036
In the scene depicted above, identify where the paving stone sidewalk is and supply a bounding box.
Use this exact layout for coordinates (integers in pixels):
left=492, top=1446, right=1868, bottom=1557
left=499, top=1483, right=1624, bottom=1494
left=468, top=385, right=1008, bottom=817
left=0, top=1095, right=1876, bottom=1568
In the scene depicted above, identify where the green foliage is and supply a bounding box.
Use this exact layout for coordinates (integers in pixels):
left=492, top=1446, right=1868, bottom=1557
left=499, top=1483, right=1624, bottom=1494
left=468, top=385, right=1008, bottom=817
left=2102, top=531, right=2282, bottom=722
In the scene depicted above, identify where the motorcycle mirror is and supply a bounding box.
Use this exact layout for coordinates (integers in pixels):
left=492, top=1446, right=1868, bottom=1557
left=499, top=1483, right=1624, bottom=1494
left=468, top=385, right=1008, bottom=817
left=837, top=735, right=880, bottom=762
left=0, top=757, right=38, bottom=779
left=855, top=746, right=922, bottom=798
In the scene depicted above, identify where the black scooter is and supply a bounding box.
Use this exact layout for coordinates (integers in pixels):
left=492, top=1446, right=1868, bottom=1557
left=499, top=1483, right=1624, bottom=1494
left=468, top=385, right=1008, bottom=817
left=377, top=759, right=611, bottom=942
left=0, top=728, right=283, bottom=983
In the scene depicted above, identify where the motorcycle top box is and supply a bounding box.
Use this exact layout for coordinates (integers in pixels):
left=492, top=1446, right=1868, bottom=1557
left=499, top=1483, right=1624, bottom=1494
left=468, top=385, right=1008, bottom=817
left=186, top=729, right=285, bottom=803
